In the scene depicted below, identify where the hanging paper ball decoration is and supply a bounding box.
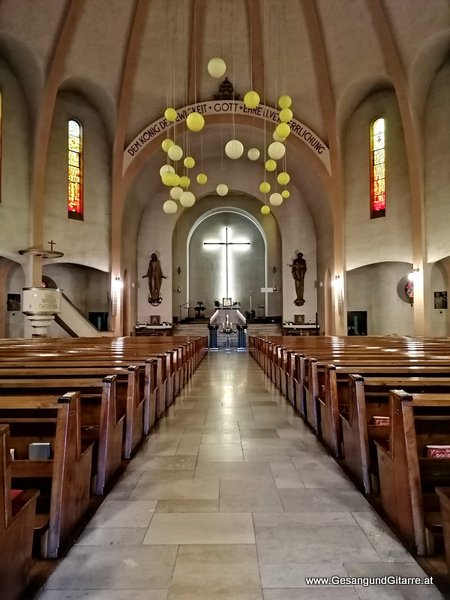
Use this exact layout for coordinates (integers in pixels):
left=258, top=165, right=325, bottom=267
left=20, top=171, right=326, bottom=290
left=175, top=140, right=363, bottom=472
left=207, top=57, right=226, bottom=78
left=277, top=171, right=290, bottom=185
left=268, top=141, right=286, bottom=160
left=159, top=164, right=175, bottom=176
left=225, top=139, right=244, bottom=159
left=265, top=159, right=277, bottom=172
left=172, top=174, right=181, bottom=186
left=278, top=95, right=292, bottom=109
left=179, top=175, right=191, bottom=189
left=261, top=205, right=271, bottom=215
left=170, top=186, right=183, bottom=200
left=281, top=189, right=290, bottom=199
left=162, top=138, right=174, bottom=152
left=269, top=192, right=283, bottom=206
left=243, top=90, right=260, bottom=109
left=186, top=112, right=205, bottom=132
left=275, top=123, right=291, bottom=139
left=196, top=173, right=208, bottom=185
left=164, top=107, right=178, bottom=122
left=247, top=147, right=260, bottom=161
left=184, top=156, right=195, bottom=169
left=179, top=191, right=196, bottom=207
left=161, top=171, right=176, bottom=186
left=163, top=200, right=178, bottom=214
left=273, top=131, right=284, bottom=142
left=279, top=108, right=293, bottom=123
left=168, top=144, right=183, bottom=161
left=259, top=181, right=271, bottom=194
left=216, top=183, right=228, bottom=196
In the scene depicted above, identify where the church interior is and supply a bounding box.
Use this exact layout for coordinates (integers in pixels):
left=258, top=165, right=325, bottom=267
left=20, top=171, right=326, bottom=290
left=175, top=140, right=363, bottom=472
left=0, top=0, right=450, bottom=598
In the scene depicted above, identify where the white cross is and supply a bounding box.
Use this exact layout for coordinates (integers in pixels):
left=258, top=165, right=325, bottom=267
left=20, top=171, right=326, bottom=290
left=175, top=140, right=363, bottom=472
left=203, top=227, right=250, bottom=298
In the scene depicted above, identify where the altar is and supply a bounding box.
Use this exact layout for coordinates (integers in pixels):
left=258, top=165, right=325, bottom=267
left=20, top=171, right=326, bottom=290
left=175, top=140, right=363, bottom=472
left=209, top=307, right=247, bottom=349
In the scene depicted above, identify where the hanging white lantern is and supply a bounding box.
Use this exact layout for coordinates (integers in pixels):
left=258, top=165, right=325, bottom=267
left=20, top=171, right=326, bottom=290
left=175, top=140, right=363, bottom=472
left=261, top=205, right=271, bottom=215
left=170, top=186, right=183, bottom=200
left=269, top=192, right=283, bottom=206
left=247, top=147, right=260, bottom=161
left=186, top=112, right=205, bottom=132
left=225, top=139, right=244, bottom=159
left=273, top=131, right=284, bottom=142
left=168, top=144, right=183, bottom=161
left=179, top=191, right=196, bottom=207
left=277, top=171, right=291, bottom=186
left=216, top=183, right=228, bottom=196
left=159, top=164, right=175, bottom=176
left=268, top=142, right=286, bottom=160
left=163, top=200, right=178, bottom=214
left=207, top=57, right=226, bottom=78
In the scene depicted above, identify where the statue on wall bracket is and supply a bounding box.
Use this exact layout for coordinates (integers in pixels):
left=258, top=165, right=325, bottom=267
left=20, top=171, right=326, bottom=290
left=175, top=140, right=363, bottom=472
left=289, top=251, right=307, bottom=306
left=143, top=252, right=166, bottom=306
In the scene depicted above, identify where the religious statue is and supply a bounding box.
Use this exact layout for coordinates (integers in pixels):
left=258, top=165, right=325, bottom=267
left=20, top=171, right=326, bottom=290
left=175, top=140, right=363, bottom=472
left=143, top=253, right=166, bottom=306
left=289, top=251, right=307, bottom=306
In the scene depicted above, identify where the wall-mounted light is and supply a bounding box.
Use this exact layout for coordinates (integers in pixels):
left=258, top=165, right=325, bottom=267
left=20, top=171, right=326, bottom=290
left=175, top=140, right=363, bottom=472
left=177, top=266, right=181, bottom=275
left=111, top=275, right=122, bottom=316
left=407, top=267, right=419, bottom=282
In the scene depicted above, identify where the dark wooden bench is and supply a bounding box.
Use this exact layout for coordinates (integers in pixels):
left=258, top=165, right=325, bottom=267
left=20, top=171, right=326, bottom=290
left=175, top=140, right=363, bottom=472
left=376, top=391, right=450, bottom=556
left=0, top=424, right=38, bottom=600
left=436, top=487, right=450, bottom=572
left=0, top=393, right=93, bottom=558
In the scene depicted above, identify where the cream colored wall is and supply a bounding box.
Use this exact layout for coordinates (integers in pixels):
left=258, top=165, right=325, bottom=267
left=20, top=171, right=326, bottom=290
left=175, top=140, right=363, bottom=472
left=344, top=89, right=412, bottom=271
left=44, top=91, right=111, bottom=271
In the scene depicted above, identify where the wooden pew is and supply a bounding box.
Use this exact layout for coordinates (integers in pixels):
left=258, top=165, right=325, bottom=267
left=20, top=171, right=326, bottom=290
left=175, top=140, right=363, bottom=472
left=436, top=487, right=450, bottom=572
left=0, top=424, right=38, bottom=600
left=376, top=391, right=450, bottom=556
left=341, top=375, right=450, bottom=494
left=0, top=393, right=93, bottom=558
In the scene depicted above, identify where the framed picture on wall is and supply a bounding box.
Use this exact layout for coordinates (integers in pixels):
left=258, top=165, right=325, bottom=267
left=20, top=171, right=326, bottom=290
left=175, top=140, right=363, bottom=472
left=149, top=315, right=161, bottom=325
left=434, top=291, right=448, bottom=310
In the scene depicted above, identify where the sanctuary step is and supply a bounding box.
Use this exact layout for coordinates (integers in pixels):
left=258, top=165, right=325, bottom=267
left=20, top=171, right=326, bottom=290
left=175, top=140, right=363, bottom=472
left=247, top=323, right=281, bottom=337
left=173, top=323, right=210, bottom=337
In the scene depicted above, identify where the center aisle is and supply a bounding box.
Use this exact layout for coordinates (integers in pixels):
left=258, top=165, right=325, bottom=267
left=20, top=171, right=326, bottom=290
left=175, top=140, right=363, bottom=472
left=37, top=351, right=443, bottom=600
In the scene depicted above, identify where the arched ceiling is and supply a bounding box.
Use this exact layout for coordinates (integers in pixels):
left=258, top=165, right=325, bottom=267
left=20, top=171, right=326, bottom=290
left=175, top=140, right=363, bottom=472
left=0, top=0, right=449, bottom=230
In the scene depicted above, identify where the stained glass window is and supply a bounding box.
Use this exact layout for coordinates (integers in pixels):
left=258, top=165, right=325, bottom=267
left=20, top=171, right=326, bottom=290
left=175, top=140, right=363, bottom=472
left=68, top=119, right=83, bottom=219
left=370, top=117, right=386, bottom=218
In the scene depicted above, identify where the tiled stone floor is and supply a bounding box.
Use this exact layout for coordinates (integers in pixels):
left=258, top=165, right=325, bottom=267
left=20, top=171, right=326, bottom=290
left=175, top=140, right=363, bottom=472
left=36, top=351, right=446, bottom=599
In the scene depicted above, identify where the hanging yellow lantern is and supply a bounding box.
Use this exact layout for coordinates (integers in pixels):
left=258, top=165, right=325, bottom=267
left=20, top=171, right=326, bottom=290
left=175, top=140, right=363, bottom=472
left=281, top=189, right=290, bottom=199
left=179, top=175, right=191, bottom=189
left=186, top=112, right=205, bottom=132
left=161, top=138, right=174, bottom=152
left=269, top=192, right=283, bottom=206
left=184, top=156, right=196, bottom=169
left=164, top=107, right=178, bottom=122
left=279, top=108, right=293, bottom=123
left=278, top=95, right=292, bottom=109
left=259, top=181, right=271, bottom=194
left=277, top=171, right=290, bottom=186
left=172, top=174, right=180, bottom=186
left=244, top=90, right=260, bottom=109
left=261, top=205, right=271, bottom=215
left=161, top=171, right=176, bottom=186
left=168, top=144, right=183, bottom=161
left=163, top=200, right=178, bottom=214
left=197, top=173, right=208, bottom=185
left=216, top=183, right=228, bottom=196
left=265, top=159, right=277, bottom=172
left=268, top=142, right=285, bottom=160
left=273, top=131, right=284, bottom=142
left=179, top=191, right=196, bottom=207
left=275, top=123, right=291, bottom=139
left=207, top=57, right=226, bottom=78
